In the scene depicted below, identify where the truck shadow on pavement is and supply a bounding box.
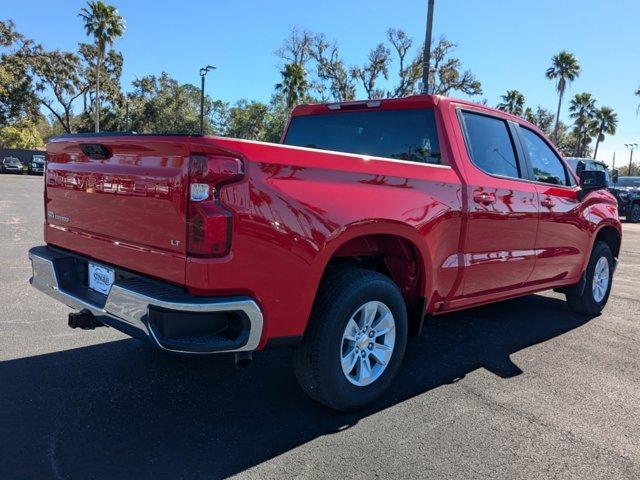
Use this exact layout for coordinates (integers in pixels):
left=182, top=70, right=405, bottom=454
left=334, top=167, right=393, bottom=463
left=1, top=294, right=594, bottom=480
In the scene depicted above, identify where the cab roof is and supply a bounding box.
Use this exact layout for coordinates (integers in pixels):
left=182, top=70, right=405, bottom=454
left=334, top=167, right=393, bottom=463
left=290, top=94, right=539, bottom=129
left=291, top=95, right=440, bottom=116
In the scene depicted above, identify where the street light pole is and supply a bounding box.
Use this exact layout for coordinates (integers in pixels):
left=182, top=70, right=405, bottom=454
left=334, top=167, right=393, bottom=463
left=199, top=65, right=216, bottom=135
left=421, top=0, right=435, bottom=94
left=625, top=143, right=638, bottom=176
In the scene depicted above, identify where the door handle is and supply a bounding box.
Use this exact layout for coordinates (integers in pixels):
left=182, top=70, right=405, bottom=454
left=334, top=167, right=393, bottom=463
left=541, top=198, right=555, bottom=208
left=473, top=191, right=496, bottom=205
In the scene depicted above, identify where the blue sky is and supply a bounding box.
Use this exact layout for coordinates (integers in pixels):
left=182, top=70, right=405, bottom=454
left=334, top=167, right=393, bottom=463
left=5, top=0, right=640, bottom=165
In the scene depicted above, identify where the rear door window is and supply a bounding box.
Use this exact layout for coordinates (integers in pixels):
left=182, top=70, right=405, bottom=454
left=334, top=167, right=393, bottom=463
left=460, top=111, right=521, bottom=179
left=284, top=109, right=441, bottom=164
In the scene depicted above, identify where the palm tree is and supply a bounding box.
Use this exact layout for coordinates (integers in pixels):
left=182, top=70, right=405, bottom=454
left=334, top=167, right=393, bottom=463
left=546, top=51, right=581, bottom=141
left=275, top=63, right=308, bottom=110
left=79, top=1, right=125, bottom=132
left=569, top=92, right=597, bottom=157
left=592, top=107, right=617, bottom=159
left=497, top=90, right=525, bottom=116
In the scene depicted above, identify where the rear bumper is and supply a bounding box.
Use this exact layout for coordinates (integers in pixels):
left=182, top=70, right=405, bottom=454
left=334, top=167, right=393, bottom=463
left=28, top=246, right=263, bottom=354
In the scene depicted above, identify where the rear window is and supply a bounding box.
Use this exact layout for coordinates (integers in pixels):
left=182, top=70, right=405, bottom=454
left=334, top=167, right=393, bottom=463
left=283, top=109, right=441, bottom=164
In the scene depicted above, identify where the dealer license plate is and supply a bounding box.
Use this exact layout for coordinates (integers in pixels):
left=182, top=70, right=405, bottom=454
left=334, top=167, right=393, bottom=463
left=88, top=262, right=115, bottom=295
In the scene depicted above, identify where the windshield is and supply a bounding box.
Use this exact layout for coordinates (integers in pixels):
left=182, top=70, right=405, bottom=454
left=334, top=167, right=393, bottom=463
left=616, top=177, right=640, bottom=187
left=32, top=156, right=45, bottom=164
left=4, top=158, right=21, bottom=165
left=284, top=108, right=441, bottom=164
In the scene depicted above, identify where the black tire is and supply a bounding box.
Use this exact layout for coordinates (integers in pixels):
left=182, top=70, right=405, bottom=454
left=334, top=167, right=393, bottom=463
left=566, top=241, right=614, bottom=315
left=629, top=203, right=640, bottom=223
left=293, top=268, right=408, bottom=412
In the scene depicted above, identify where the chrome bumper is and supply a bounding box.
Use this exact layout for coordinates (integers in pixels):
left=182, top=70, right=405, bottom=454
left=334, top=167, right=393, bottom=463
left=28, top=246, right=263, bottom=354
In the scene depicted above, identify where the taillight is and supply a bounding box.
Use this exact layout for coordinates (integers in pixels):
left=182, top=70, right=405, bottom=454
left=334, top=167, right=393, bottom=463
left=187, top=154, right=243, bottom=257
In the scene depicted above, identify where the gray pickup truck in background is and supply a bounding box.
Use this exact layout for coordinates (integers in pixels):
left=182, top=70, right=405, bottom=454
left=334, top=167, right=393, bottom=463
left=566, top=158, right=640, bottom=223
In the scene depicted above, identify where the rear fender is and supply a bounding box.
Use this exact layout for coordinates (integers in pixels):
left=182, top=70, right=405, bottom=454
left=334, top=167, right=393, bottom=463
left=309, top=220, right=432, bottom=306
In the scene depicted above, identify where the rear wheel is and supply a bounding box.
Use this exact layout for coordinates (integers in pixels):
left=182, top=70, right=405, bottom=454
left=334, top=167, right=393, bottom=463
left=293, top=268, right=408, bottom=411
left=566, top=241, right=614, bottom=315
left=629, top=203, right=640, bottom=223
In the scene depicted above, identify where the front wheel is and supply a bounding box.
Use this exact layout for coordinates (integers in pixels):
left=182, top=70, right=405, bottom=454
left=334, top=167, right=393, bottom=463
left=629, top=203, right=640, bottom=223
left=566, top=241, right=614, bottom=315
left=293, top=268, right=408, bottom=412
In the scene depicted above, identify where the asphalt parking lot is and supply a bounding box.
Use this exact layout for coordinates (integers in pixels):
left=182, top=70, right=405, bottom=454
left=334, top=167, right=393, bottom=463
left=1, top=174, right=639, bottom=480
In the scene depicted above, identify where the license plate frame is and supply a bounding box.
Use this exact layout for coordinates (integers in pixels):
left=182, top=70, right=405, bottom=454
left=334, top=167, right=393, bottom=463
left=88, top=262, right=115, bottom=295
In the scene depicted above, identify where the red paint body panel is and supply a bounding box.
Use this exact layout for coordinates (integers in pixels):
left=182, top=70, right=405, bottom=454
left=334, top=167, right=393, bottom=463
left=445, top=102, right=541, bottom=298
left=528, top=184, right=586, bottom=284
left=45, top=138, right=191, bottom=284
left=185, top=137, right=464, bottom=342
left=43, top=95, right=621, bottom=349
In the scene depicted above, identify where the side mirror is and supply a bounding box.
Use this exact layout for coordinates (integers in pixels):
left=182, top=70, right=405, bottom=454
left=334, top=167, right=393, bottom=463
left=578, top=170, right=607, bottom=200
left=575, top=160, right=586, bottom=178
left=611, top=169, right=619, bottom=184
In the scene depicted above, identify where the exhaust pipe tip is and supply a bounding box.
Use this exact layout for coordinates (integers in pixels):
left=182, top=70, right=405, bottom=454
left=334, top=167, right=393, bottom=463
left=234, top=352, right=253, bottom=369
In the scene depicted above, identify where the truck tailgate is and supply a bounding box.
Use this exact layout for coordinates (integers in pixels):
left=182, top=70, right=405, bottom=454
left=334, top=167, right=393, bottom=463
left=45, top=136, right=190, bottom=285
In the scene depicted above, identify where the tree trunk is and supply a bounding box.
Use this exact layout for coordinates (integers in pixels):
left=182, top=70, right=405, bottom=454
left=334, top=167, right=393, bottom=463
left=95, top=50, right=101, bottom=133
left=421, top=0, right=435, bottom=94
left=575, top=128, right=583, bottom=157
left=553, top=88, right=563, bottom=142
left=287, top=91, right=293, bottom=110
left=593, top=124, right=604, bottom=159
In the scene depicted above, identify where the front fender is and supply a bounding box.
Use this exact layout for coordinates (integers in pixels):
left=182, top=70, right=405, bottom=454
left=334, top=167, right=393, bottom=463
left=580, top=198, right=622, bottom=272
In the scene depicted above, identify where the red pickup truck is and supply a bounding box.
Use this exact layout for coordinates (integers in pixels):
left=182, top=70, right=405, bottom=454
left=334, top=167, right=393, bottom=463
left=30, top=95, right=621, bottom=411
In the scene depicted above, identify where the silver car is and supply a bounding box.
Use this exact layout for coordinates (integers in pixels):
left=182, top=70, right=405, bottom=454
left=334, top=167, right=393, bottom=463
left=1, top=157, right=24, bottom=174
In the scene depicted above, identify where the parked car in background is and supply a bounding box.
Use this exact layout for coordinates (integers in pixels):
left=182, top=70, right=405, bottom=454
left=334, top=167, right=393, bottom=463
left=1, top=157, right=24, bottom=174
left=616, top=176, right=640, bottom=188
left=612, top=176, right=640, bottom=222
left=30, top=95, right=622, bottom=411
left=28, top=155, right=45, bottom=175
left=565, top=157, right=640, bottom=222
